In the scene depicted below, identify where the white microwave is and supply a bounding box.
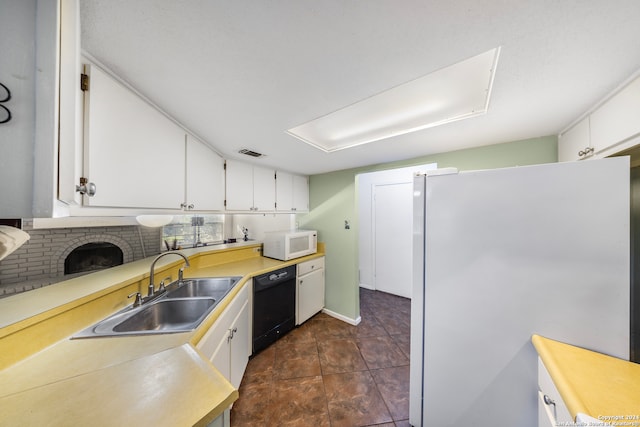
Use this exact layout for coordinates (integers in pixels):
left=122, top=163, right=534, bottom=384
left=262, top=230, right=317, bottom=261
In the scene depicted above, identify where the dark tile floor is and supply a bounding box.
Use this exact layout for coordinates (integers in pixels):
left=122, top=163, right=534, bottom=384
left=230, top=288, right=411, bottom=427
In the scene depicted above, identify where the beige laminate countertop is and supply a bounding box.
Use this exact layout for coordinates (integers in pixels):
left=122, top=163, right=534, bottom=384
left=532, top=334, right=640, bottom=421
left=0, top=243, right=325, bottom=426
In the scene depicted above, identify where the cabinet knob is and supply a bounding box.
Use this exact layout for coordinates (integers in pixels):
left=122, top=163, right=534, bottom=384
left=76, top=178, right=96, bottom=197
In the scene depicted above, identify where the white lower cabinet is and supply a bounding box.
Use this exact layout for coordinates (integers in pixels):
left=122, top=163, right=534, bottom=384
left=538, top=357, right=572, bottom=427
left=297, top=257, right=325, bottom=325
left=197, top=284, right=250, bottom=389
left=206, top=408, right=230, bottom=427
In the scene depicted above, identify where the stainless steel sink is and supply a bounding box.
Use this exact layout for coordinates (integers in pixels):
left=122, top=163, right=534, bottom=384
left=112, top=298, right=215, bottom=332
left=72, top=276, right=242, bottom=339
left=165, top=276, right=242, bottom=299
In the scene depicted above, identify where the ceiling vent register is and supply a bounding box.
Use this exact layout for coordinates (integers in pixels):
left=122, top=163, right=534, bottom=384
left=239, top=149, right=264, bottom=158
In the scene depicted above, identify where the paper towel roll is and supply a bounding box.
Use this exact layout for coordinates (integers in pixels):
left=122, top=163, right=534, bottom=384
left=0, top=226, right=30, bottom=261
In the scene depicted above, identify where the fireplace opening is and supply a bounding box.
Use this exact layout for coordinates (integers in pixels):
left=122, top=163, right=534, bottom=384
left=64, top=242, right=124, bottom=275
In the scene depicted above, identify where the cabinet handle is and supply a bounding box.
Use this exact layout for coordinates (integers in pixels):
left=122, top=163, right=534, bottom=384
left=543, top=395, right=555, bottom=407
left=578, top=147, right=595, bottom=157
left=227, top=326, right=238, bottom=342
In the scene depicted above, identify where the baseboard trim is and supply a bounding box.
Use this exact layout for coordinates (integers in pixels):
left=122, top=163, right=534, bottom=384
left=322, top=308, right=361, bottom=326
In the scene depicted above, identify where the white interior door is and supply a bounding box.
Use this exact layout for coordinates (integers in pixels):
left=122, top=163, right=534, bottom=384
left=373, top=182, right=413, bottom=298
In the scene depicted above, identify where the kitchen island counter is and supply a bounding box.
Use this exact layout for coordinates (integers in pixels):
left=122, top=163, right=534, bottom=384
left=532, top=334, right=640, bottom=422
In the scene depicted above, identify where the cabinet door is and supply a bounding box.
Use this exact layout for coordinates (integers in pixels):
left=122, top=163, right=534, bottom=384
left=277, top=172, right=309, bottom=212
left=225, top=160, right=254, bottom=211
left=537, top=391, right=556, bottom=427
left=253, top=166, right=276, bottom=211
left=538, top=358, right=573, bottom=425
left=83, top=64, right=185, bottom=208
left=57, top=28, right=84, bottom=207
left=558, top=116, right=591, bottom=162
left=186, top=135, right=224, bottom=211
left=276, top=171, right=294, bottom=212
left=292, top=174, right=309, bottom=211
left=590, top=75, right=640, bottom=153
left=229, top=299, right=250, bottom=389
left=297, top=268, right=325, bottom=325
left=197, top=312, right=231, bottom=361
left=206, top=409, right=230, bottom=427
left=210, top=331, right=231, bottom=381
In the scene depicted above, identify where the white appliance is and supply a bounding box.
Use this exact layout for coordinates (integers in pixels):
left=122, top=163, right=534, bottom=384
left=263, top=229, right=317, bottom=261
left=410, top=158, right=630, bottom=427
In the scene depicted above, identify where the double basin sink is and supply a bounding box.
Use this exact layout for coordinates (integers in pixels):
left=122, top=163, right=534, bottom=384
left=74, top=276, right=242, bottom=338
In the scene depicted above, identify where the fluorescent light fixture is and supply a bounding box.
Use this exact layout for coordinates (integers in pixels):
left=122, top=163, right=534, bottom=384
left=136, top=215, right=173, bottom=228
left=286, top=47, right=500, bottom=152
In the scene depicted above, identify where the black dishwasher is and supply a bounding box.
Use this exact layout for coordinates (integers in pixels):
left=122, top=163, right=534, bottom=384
left=252, top=265, right=296, bottom=353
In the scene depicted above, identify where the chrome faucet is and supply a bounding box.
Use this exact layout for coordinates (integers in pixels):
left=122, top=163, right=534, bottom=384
left=148, top=252, right=190, bottom=298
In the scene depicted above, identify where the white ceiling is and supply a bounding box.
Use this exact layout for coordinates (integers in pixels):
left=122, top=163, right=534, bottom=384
left=80, top=0, right=640, bottom=175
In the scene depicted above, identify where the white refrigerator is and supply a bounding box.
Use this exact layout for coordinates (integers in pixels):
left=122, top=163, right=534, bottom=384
left=410, top=157, right=630, bottom=427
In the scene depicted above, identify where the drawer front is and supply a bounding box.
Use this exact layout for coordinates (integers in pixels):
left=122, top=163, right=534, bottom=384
left=538, top=357, right=573, bottom=425
left=298, top=257, right=325, bottom=276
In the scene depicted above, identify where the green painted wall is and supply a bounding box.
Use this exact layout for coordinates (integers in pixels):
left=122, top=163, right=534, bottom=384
left=298, top=136, right=558, bottom=321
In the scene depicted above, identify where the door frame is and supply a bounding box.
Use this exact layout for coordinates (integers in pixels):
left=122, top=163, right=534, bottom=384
left=356, top=163, right=437, bottom=294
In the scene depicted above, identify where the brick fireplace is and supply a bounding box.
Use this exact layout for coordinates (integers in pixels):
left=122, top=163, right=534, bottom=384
left=0, top=219, right=162, bottom=297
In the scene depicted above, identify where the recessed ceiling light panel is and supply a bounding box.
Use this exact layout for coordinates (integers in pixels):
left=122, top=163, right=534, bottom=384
left=286, top=47, right=501, bottom=152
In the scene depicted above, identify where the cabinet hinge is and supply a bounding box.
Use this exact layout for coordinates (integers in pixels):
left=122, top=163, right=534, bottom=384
left=80, top=73, right=89, bottom=91
left=223, top=162, right=227, bottom=170
left=224, top=199, right=227, bottom=207
left=274, top=172, right=277, bottom=180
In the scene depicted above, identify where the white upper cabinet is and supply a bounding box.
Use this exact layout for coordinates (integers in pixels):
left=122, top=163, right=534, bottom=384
left=82, top=63, right=185, bottom=209
left=292, top=174, right=310, bottom=211
left=253, top=166, right=276, bottom=211
left=558, top=117, right=592, bottom=162
left=590, top=75, right=640, bottom=153
left=559, top=74, right=640, bottom=161
left=185, top=135, right=225, bottom=211
left=225, top=159, right=276, bottom=211
left=276, top=171, right=294, bottom=212
left=276, top=171, right=309, bottom=212
left=225, top=160, right=254, bottom=210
